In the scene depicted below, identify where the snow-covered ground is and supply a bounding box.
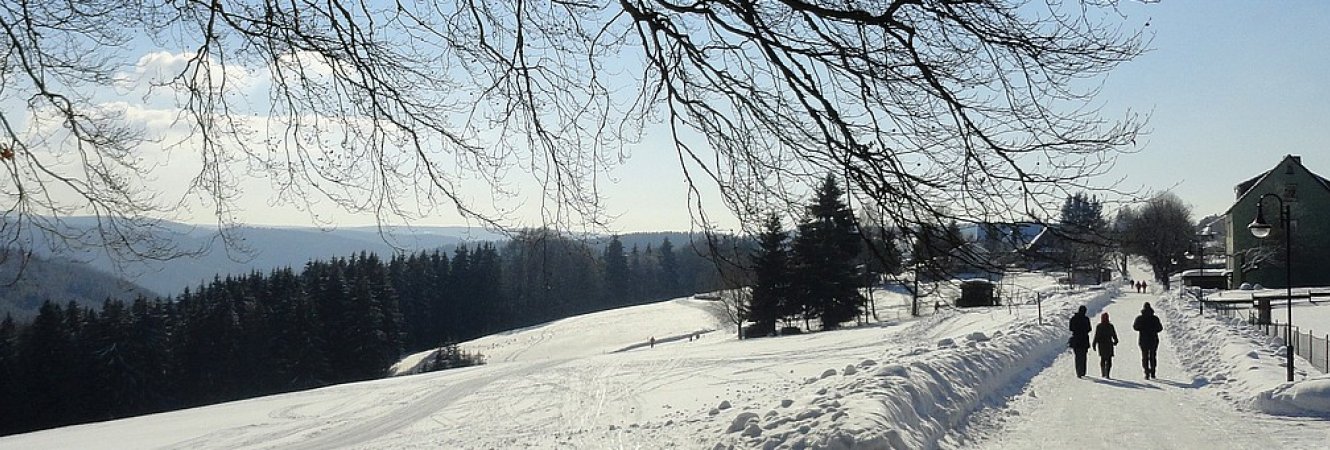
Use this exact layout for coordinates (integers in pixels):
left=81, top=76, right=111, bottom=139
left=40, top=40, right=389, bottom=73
left=4, top=271, right=1329, bottom=449
left=1204, top=287, right=1330, bottom=333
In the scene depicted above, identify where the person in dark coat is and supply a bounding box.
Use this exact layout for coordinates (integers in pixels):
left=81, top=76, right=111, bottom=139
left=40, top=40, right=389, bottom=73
left=1133, top=302, right=1164, bottom=379
left=1069, top=305, right=1092, bottom=378
left=1093, top=312, right=1119, bottom=378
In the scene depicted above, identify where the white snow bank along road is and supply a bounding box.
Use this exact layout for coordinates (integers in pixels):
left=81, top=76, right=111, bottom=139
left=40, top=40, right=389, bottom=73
left=1159, top=294, right=1330, bottom=416
left=707, top=286, right=1118, bottom=449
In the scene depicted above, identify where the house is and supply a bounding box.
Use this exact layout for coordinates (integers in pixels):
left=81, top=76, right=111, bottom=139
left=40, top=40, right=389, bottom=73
left=1020, top=226, right=1111, bottom=284
left=1224, top=155, right=1330, bottom=289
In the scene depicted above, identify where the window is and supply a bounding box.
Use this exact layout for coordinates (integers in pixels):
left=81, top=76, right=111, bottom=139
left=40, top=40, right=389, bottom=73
left=1284, top=183, right=1297, bottom=201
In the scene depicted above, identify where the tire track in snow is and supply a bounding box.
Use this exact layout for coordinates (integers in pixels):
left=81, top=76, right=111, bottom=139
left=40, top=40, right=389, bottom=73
left=275, top=359, right=566, bottom=450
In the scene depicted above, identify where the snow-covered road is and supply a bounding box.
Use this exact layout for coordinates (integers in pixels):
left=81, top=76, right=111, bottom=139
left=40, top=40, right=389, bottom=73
left=959, top=292, right=1330, bottom=449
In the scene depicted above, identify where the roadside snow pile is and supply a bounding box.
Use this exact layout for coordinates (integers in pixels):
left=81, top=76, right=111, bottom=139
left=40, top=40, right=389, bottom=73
left=1158, top=295, right=1330, bottom=417
left=1258, top=376, right=1330, bottom=416
left=709, top=287, right=1118, bottom=449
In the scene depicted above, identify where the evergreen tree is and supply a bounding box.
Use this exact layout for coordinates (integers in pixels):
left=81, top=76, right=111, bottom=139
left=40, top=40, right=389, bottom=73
left=791, top=175, right=865, bottom=330
left=658, top=238, right=680, bottom=297
left=0, top=315, right=18, bottom=434
left=174, top=277, right=243, bottom=404
left=1060, top=192, right=1107, bottom=232
left=471, top=244, right=505, bottom=334
left=86, top=298, right=140, bottom=419
left=17, top=301, right=79, bottom=429
left=628, top=245, right=644, bottom=299
left=449, top=245, right=473, bottom=341
left=1059, top=192, right=1110, bottom=281
left=748, top=214, right=792, bottom=336
left=267, top=268, right=329, bottom=389
left=127, top=296, right=173, bottom=413
left=603, top=236, right=630, bottom=305
left=425, top=250, right=453, bottom=346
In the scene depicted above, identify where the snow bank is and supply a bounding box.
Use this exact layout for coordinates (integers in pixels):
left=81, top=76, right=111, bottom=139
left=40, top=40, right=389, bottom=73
left=709, top=286, right=1118, bottom=449
left=1258, top=376, right=1330, bottom=416
left=1158, top=294, right=1330, bottom=417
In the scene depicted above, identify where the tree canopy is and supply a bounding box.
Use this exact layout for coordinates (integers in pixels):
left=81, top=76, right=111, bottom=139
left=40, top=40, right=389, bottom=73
left=1, top=0, right=1146, bottom=261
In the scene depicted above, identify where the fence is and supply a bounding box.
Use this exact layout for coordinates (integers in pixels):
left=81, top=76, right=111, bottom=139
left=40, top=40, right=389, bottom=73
left=1250, top=320, right=1330, bottom=375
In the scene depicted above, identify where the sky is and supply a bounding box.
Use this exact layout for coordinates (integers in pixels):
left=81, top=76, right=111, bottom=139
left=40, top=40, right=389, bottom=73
left=1096, top=1, right=1330, bottom=218
left=300, top=1, right=1330, bottom=230
left=526, top=1, right=1330, bottom=230
left=9, top=1, right=1330, bottom=234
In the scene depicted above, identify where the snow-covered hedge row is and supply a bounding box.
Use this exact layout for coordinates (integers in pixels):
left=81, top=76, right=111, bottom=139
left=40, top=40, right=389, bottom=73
left=711, top=286, right=1118, bottom=449
left=1158, top=295, right=1330, bottom=417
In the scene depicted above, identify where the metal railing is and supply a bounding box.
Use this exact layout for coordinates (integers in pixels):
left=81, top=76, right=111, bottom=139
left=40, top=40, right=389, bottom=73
left=1184, top=287, right=1329, bottom=375
left=1250, top=320, right=1330, bottom=375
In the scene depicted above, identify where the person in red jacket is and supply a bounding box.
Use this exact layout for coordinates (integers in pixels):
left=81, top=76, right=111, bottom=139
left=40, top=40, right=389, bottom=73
left=1093, top=312, right=1120, bottom=378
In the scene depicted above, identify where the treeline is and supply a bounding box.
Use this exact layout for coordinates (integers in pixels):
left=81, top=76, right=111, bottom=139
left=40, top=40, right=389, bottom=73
left=0, top=230, right=735, bottom=436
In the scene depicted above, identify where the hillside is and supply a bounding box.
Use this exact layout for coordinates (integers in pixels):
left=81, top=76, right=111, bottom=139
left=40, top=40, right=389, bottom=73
left=19, top=218, right=505, bottom=295
left=0, top=253, right=156, bottom=321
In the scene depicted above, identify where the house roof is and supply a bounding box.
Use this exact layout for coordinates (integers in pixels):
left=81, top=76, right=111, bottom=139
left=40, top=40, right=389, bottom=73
left=1225, top=154, right=1330, bottom=215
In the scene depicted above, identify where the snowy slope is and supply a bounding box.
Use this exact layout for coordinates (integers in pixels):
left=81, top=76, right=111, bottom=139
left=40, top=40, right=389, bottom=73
left=5, top=273, right=1329, bottom=449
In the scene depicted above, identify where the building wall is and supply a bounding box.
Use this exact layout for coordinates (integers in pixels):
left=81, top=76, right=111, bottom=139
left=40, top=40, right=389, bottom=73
left=1226, top=157, right=1330, bottom=288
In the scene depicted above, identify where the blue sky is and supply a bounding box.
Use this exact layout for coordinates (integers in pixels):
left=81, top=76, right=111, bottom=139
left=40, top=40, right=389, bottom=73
left=601, top=1, right=1330, bottom=231
left=1096, top=1, right=1330, bottom=218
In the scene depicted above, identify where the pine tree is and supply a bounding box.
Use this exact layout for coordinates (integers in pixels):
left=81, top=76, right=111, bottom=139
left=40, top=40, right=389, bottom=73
left=628, top=245, right=644, bottom=299
left=658, top=238, right=680, bottom=298
left=267, top=268, right=329, bottom=389
left=1059, top=192, right=1110, bottom=281
left=472, top=244, right=504, bottom=334
left=791, top=175, right=865, bottom=330
left=603, top=236, right=630, bottom=305
left=749, top=214, right=792, bottom=336
left=17, top=302, right=78, bottom=428
left=0, top=315, right=18, bottom=434
left=127, top=296, right=173, bottom=413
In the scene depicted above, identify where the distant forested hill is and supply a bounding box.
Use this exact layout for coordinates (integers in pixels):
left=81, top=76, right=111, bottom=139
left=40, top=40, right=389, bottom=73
left=0, top=253, right=156, bottom=321
left=19, top=218, right=505, bottom=295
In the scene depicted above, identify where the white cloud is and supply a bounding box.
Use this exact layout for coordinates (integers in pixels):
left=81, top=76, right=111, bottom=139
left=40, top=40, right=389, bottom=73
left=114, top=50, right=263, bottom=94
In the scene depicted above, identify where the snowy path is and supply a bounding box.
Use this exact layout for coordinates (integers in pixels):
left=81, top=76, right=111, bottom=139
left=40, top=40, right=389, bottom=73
left=960, top=292, right=1326, bottom=449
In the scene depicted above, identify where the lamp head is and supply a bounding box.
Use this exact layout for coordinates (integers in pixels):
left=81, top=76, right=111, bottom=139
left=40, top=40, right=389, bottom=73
left=1248, top=202, right=1273, bottom=239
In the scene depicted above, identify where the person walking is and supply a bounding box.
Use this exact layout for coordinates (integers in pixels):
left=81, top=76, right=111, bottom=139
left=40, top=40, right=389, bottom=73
left=1069, top=305, right=1092, bottom=378
left=1133, top=302, right=1164, bottom=379
left=1093, top=312, right=1119, bottom=378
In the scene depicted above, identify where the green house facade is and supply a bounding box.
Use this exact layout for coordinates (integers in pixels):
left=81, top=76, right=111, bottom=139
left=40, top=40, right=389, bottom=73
left=1225, top=155, right=1330, bottom=288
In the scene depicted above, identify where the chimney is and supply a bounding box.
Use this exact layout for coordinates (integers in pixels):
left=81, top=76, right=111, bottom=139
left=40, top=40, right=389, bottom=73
left=1291, top=154, right=1302, bottom=164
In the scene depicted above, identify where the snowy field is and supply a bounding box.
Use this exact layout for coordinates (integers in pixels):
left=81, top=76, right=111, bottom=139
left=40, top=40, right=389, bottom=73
left=4, top=272, right=1330, bottom=449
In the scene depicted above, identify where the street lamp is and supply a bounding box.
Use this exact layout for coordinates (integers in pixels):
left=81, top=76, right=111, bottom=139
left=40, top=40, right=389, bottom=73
left=1247, top=193, right=1294, bottom=382
left=1191, top=226, right=1216, bottom=315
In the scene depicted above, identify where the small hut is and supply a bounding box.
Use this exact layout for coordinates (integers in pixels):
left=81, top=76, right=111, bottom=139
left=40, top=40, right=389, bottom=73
left=957, top=279, right=999, bottom=307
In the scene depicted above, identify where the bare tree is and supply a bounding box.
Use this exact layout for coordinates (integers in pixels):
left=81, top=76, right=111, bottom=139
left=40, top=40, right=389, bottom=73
left=1, top=1, right=1147, bottom=267
left=1118, top=193, right=1195, bottom=289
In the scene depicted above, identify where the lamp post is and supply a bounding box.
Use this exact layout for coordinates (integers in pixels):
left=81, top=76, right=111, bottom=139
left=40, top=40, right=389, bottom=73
left=1247, top=193, right=1294, bottom=382
left=1191, top=226, right=1216, bottom=315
